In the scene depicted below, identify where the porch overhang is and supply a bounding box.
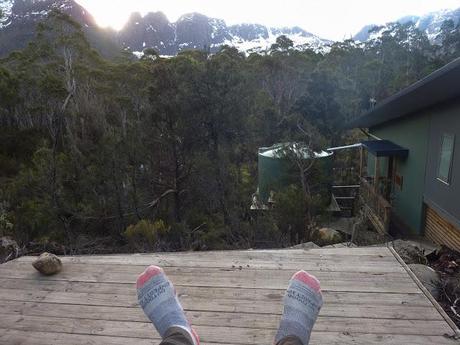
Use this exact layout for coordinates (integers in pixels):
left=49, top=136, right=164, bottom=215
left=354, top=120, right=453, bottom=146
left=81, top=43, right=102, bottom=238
left=361, top=140, right=409, bottom=158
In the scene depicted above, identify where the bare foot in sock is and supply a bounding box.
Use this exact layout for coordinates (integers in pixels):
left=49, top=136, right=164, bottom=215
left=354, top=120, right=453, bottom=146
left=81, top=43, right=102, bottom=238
left=275, top=271, right=323, bottom=345
left=137, top=265, right=199, bottom=345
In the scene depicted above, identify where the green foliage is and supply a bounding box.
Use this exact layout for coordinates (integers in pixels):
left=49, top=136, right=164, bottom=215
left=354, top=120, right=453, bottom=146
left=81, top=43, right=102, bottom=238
left=439, top=20, right=460, bottom=62
left=244, top=213, right=284, bottom=248
left=0, top=201, right=13, bottom=236
left=272, top=185, right=308, bottom=243
left=271, top=35, right=294, bottom=52
left=124, top=219, right=170, bottom=250
left=142, top=48, right=159, bottom=60
left=0, top=67, right=19, bottom=111
left=1, top=13, right=459, bottom=252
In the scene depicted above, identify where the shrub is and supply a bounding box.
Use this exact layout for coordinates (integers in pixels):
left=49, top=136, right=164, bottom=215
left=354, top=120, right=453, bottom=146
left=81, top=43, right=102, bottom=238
left=0, top=201, right=13, bottom=237
left=124, top=219, right=170, bottom=251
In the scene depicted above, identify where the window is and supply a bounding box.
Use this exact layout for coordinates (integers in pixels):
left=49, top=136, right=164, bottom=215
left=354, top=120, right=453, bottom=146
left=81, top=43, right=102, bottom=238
left=437, top=133, right=455, bottom=184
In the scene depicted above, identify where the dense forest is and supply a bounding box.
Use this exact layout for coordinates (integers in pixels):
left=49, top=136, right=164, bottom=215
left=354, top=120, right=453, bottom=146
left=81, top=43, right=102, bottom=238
left=1, top=11, right=460, bottom=254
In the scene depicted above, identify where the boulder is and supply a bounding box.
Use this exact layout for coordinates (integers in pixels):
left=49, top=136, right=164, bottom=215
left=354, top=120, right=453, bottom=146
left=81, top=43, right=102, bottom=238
left=32, top=252, right=62, bottom=275
left=291, top=242, right=320, bottom=250
left=392, top=239, right=441, bottom=264
left=323, top=242, right=357, bottom=248
left=0, top=236, right=20, bottom=263
left=313, top=228, right=343, bottom=246
left=408, top=264, right=441, bottom=299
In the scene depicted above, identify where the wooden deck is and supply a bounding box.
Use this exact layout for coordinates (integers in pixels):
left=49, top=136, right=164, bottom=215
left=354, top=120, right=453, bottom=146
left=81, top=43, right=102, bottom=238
left=0, top=247, right=459, bottom=344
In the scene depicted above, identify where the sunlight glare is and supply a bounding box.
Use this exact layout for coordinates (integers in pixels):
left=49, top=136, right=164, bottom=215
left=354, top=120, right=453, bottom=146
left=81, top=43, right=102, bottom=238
left=76, top=0, right=460, bottom=40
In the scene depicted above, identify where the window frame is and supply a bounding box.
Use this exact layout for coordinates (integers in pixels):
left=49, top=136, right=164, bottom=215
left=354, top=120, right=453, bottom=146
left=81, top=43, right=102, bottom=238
left=437, top=133, right=455, bottom=185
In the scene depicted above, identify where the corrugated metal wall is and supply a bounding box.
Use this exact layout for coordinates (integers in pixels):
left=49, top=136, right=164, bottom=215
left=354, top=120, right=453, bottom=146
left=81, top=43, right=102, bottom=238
left=425, top=205, right=460, bottom=252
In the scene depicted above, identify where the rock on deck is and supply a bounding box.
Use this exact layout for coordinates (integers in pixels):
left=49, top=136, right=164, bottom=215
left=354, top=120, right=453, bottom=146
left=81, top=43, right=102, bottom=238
left=0, top=247, right=459, bottom=344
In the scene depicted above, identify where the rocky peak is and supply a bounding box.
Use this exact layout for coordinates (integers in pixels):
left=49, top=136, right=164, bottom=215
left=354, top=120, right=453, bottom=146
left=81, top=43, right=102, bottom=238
left=1, top=0, right=331, bottom=58
left=271, top=26, right=313, bottom=37
left=0, top=0, right=117, bottom=58
left=229, top=24, right=269, bottom=41
left=354, top=7, right=460, bottom=43
left=175, top=12, right=230, bottom=51
left=1, top=0, right=95, bottom=28
left=117, top=10, right=331, bottom=55
left=118, top=10, right=176, bottom=55
left=144, top=11, right=169, bottom=25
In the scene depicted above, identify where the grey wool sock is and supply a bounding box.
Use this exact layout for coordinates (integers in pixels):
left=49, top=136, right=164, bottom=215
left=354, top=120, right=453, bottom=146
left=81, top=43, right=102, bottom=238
left=275, top=271, right=323, bottom=345
left=137, top=265, right=199, bottom=345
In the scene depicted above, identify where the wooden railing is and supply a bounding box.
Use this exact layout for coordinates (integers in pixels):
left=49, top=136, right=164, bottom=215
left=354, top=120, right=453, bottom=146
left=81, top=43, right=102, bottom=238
left=331, top=184, right=360, bottom=217
left=359, top=177, right=392, bottom=234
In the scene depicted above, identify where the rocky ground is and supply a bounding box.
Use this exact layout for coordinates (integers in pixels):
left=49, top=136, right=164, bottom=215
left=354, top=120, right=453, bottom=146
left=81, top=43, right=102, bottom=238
left=377, top=237, right=460, bottom=329
left=298, top=216, right=460, bottom=329
left=0, top=236, right=20, bottom=263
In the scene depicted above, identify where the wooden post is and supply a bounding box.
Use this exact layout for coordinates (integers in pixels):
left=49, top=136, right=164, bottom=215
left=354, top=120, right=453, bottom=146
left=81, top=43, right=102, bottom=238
left=374, top=155, right=380, bottom=193
left=359, top=146, right=364, bottom=178
left=384, top=206, right=391, bottom=233
left=387, top=157, right=394, bottom=200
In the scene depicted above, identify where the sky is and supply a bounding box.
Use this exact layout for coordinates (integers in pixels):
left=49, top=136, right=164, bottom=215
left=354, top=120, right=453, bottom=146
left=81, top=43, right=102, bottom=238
left=76, top=0, right=460, bottom=40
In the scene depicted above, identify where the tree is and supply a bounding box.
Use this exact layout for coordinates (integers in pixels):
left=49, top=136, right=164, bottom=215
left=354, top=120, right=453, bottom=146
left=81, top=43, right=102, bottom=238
left=439, top=20, right=460, bottom=62
left=274, top=121, right=327, bottom=242
left=270, top=35, right=294, bottom=52
left=142, top=48, right=160, bottom=60
left=0, top=9, right=454, bottom=252
left=0, top=67, right=19, bottom=120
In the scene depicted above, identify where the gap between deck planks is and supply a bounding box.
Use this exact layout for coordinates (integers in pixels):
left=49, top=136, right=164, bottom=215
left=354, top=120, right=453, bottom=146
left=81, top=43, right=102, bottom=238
left=0, top=296, right=444, bottom=320
left=0, top=264, right=421, bottom=293
left=0, top=247, right=459, bottom=344
left=0, top=328, right=458, bottom=345
left=0, top=313, right=454, bottom=337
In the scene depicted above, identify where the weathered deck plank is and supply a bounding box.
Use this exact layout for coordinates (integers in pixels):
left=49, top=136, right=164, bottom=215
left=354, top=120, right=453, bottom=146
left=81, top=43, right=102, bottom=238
left=0, top=313, right=454, bottom=337
left=0, top=298, right=444, bottom=320
left=0, top=264, right=420, bottom=293
left=0, top=247, right=458, bottom=344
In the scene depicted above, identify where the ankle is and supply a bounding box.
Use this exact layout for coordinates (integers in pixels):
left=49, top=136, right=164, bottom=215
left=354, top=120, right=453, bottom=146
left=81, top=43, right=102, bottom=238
left=276, top=335, right=304, bottom=345
left=164, top=326, right=199, bottom=345
left=275, top=271, right=323, bottom=345
left=136, top=265, right=191, bottom=338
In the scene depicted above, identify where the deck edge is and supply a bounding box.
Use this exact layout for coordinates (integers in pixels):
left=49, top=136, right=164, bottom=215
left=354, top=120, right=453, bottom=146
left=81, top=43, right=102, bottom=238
left=388, top=245, right=460, bottom=337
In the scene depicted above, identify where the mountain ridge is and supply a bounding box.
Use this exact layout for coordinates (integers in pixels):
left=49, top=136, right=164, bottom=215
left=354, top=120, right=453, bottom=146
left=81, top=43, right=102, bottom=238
left=118, top=10, right=332, bottom=55
left=0, top=0, right=332, bottom=57
left=0, top=0, right=119, bottom=57
left=354, top=7, right=460, bottom=43
left=1, top=0, right=460, bottom=58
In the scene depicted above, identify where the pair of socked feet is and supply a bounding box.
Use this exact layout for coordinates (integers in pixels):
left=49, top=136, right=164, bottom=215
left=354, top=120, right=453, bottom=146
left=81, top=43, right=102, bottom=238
left=137, top=266, right=323, bottom=345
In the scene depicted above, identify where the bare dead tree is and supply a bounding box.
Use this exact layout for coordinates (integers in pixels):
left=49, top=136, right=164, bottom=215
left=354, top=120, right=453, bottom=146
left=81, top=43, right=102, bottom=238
left=43, top=46, right=78, bottom=249
left=61, top=46, right=80, bottom=156
left=276, top=123, right=318, bottom=241
left=260, top=55, right=309, bottom=128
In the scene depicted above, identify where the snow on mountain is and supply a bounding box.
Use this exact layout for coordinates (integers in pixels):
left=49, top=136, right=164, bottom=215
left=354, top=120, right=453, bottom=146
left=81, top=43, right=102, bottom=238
left=1, top=1, right=331, bottom=57
left=0, top=0, right=95, bottom=29
left=3, top=0, right=460, bottom=58
left=413, top=8, right=460, bottom=42
left=118, top=11, right=332, bottom=56
left=222, top=26, right=330, bottom=54
left=0, top=0, right=118, bottom=58
left=0, top=0, right=14, bottom=28
left=354, top=7, right=460, bottom=43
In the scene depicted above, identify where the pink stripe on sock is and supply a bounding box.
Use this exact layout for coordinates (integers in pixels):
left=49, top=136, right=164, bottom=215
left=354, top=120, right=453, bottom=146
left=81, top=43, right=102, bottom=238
left=191, top=327, right=200, bottom=345
left=137, top=265, right=163, bottom=288
left=292, top=270, right=321, bottom=293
